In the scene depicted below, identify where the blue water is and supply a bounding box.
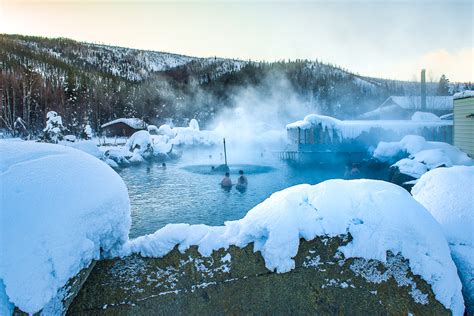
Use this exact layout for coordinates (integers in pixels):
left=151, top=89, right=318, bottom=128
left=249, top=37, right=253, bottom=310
left=119, top=160, right=365, bottom=238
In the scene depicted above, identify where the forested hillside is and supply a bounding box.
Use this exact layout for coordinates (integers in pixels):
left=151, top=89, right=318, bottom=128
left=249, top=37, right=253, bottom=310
left=1, top=34, right=470, bottom=136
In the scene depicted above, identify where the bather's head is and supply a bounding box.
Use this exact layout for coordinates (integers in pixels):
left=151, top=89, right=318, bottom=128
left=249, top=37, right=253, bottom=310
left=239, top=170, right=244, bottom=175
left=225, top=172, right=230, bottom=177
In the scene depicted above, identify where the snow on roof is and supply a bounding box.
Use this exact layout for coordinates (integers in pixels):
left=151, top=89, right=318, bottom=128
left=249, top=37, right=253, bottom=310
left=121, top=179, right=464, bottom=315
left=101, top=118, right=146, bottom=129
left=453, top=90, right=474, bottom=100
left=0, top=141, right=131, bottom=314
left=286, top=114, right=452, bottom=140
left=382, top=96, right=453, bottom=111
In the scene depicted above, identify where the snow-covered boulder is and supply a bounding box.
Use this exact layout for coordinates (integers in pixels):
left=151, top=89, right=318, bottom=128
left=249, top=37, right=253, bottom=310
left=374, top=135, right=473, bottom=180
left=412, top=166, right=474, bottom=314
left=125, top=130, right=153, bottom=156
left=0, top=141, right=131, bottom=314
left=118, top=179, right=463, bottom=315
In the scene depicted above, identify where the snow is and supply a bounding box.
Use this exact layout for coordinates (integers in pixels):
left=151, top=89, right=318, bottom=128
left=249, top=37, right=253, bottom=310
left=411, top=111, right=440, bottom=121
left=60, top=140, right=103, bottom=159
left=392, top=158, right=428, bottom=178
left=387, top=96, right=453, bottom=111
left=453, top=90, right=474, bottom=100
left=101, top=118, right=146, bottom=130
left=188, top=119, right=199, bottom=131
left=286, top=114, right=452, bottom=140
left=0, top=280, right=13, bottom=316
left=412, top=166, right=474, bottom=314
left=373, top=135, right=473, bottom=178
left=121, top=179, right=464, bottom=315
left=126, top=130, right=153, bottom=156
left=0, top=141, right=131, bottom=314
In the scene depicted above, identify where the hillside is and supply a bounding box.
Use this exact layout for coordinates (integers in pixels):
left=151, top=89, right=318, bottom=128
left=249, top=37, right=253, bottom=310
left=0, top=34, right=469, bottom=135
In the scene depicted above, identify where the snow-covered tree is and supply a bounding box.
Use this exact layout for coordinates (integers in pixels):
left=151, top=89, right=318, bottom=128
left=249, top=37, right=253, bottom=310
left=13, top=117, right=28, bottom=138
left=437, top=75, right=450, bottom=96
left=80, top=124, right=93, bottom=140
left=42, top=111, right=65, bottom=143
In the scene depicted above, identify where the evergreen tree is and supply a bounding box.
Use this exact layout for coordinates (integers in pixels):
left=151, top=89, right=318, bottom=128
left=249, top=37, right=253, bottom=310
left=436, top=75, right=450, bottom=96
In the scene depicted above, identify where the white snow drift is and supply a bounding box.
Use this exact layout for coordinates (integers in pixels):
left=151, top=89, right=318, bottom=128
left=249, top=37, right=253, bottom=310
left=122, top=179, right=464, bottom=315
left=412, top=166, right=474, bottom=314
left=0, top=141, right=131, bottom=314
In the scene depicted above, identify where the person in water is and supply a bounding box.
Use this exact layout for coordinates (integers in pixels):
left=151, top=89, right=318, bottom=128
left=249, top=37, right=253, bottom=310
left=162, top=162, right=166, bottom=169
left=236, top=170, right=248, bottom=189
left=221, top=172, right=232, bottom=187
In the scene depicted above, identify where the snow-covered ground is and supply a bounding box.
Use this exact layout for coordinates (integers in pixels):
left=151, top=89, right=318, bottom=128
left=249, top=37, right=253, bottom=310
left=122, top=179, right=464, bottom=315
left=373, top=135, right=473, bottom=179
left=0, top=141, right=131, bottom=314
left=412, top=166, right=474, bottom=314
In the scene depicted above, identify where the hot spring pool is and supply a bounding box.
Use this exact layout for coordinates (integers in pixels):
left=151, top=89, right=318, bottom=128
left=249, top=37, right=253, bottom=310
left=119, top=160, right=385, bottom=238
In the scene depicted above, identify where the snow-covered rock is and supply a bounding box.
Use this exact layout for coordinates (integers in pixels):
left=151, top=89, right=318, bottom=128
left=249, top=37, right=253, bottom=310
left=412, top=166, right=474, bottom=314
left=0, top=141, right=131, bottom=314
left=121, top=179, right=464, bottom=315
left=374, top=135, right=473, bottom=178
left=125, top=130, right=153, bottom=157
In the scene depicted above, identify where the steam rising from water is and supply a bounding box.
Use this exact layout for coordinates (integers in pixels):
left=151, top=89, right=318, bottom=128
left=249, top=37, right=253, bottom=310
left=192, top=74, right=319, bottom=164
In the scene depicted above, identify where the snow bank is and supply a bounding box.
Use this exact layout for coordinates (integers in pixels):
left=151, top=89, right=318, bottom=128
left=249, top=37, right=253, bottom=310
left=287, top=114, right=452, bottom=140
left=0, top=141, right=131, bottom=314
left=122, top=179, right=464, bottom=315
left=412, top=166, right=474, bottom=314
left=374, top=135, right=473, bottom=178
left=411, top=111, right=441, bottom=121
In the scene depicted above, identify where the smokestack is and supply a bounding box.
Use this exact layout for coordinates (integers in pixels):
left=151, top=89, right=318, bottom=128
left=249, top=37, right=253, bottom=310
left=421, top=69, right=426, bottom=111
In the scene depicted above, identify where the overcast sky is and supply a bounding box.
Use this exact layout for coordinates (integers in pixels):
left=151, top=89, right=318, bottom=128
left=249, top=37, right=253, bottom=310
left=1, top=0, right=472, bottom=81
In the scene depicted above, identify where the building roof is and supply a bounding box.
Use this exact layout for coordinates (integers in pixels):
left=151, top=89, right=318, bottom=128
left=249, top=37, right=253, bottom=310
left=101, top=118, right=146, bottom=129
left=381, top=96, right=453, bottom=111
left=453, top=90, right=474, bottom=100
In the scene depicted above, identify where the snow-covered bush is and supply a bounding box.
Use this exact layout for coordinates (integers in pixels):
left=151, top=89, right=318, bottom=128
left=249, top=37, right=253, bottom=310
left=122, top=179, right=464, bottom=315
left=42, top=111, right=65, bottom=143
left=0, top=141, right=131, bottom=314
left=412, top=166, right=474, bottom=314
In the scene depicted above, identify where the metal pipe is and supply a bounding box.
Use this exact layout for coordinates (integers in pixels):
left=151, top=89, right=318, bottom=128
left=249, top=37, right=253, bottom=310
left=223, top=138, right=228, bottom=165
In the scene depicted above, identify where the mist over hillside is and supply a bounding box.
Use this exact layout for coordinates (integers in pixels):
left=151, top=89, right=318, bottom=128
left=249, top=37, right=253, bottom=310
left=1, top=34, right=471, bottom=135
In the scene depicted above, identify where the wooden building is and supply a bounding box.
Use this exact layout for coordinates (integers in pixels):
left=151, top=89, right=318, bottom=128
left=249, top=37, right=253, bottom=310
left=101, top=118, right=147, bottom=137
left=281, top=114, right=453, bottom=164
left=359, top=96, right=453, bottom=120
left=453, top=91, right=474, bottom=157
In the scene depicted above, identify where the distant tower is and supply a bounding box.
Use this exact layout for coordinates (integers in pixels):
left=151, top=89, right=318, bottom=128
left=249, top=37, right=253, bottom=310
left=421, top=69, right=427, bottom=111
